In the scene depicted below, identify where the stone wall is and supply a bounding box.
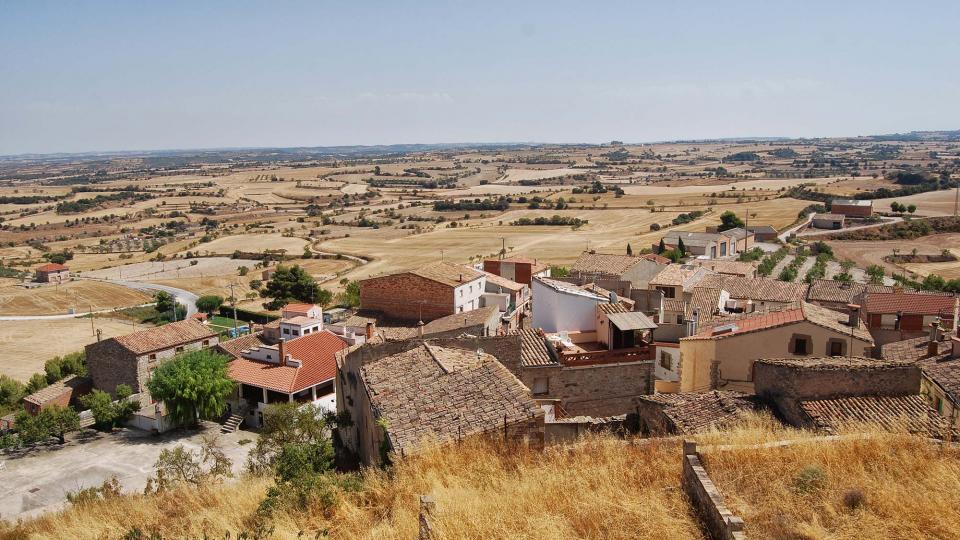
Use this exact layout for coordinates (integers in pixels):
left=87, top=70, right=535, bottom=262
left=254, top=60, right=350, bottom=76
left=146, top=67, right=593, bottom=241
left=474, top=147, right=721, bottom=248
left=360, top=273, right=455, bottom=321
left=86, top=339, right=140, bottom=395
left=682, top=441, right=747, bottom=540
left=753, top=358, right=920, bottom=426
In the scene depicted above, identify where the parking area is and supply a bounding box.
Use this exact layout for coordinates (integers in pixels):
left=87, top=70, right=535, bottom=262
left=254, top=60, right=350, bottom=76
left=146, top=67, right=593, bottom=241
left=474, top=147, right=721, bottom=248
left=0, top=423, right=257, bottom=521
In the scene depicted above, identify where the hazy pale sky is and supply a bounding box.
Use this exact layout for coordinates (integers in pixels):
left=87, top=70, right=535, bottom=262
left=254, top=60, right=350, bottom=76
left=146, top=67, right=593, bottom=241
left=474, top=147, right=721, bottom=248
left=2, top=1, right=959, bottom=155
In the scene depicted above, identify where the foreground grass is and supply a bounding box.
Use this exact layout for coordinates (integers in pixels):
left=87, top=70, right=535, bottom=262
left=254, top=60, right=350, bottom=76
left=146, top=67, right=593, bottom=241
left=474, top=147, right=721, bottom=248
left=3, top=417, right=960, bottom=539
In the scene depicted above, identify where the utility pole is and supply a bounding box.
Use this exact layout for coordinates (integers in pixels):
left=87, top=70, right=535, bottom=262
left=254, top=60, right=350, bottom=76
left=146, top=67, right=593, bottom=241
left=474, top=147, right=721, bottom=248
left=90, top=304, right=95, bottom=336
left=954, top=183, right=959, bottom=217
left=229, top=282, right=238, bottom=336
left=501, top=237, right=506, bottom=259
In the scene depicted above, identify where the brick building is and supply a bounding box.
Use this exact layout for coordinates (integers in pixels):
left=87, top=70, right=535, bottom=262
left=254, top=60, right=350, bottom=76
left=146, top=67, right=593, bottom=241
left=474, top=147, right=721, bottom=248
left=359, top=261, right=486, bottom=322
left=22, top=375, right=92, bottom=415
left=35, top=262, right=70, bottom=283
left=86, top=319, right=219, bottom=396
left=336, top=341, right=544, bottom=465
left=831, top=198, right=873, bottom=218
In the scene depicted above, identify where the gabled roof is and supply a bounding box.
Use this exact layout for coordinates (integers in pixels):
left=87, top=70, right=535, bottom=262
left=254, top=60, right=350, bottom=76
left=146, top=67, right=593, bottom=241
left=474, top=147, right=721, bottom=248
left=571, top=252, right=666, bottom=276
left=520, top=329, right=557, bottom=367
left=880, top=336, right=951, bottom=363
left=863, top=292, right=957, bottom=315
left=483, top=271, right=526, bottom=292
left=216, top=332, right=273, bottom=359
left=690, top=260, right=755, bottom=277
left=534, top=277, right=607, bottom=300
left=920, top=357, right=960, bottom=409
left=377, top=305, right=500, bottom=342
left=660, top=231, right=731, bottom=247
left=832, top=199, right=872, bottom=206
left=746, top=224, right=778, bottom=234
left=696, top=274, right=808, bottom=304
left=227, top=330, right=348, bottom=394
left=112, top=319, right=216, bottom=355
left=684, top=301, right=873, bottom=343
left=362, top=261, right=484, bottom=288
left=637, top=391, right=760, bottom=434
left=814, top=213, right=846, bottom=220
left=687, top=287, right=722, bottom=319
left=36, top=262, right=68, bottom=272
left=799, top=394, right=948, bottom=438
left=359, top=343, right=541, bottom=454
left=281, top=303, right=317, bottom=314
left=649, top=265, right=710, bottom=289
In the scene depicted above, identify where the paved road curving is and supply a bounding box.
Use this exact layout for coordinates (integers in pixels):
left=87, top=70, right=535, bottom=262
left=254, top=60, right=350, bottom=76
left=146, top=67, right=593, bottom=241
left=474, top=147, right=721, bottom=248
left=88, top=278, right=199, bottom=317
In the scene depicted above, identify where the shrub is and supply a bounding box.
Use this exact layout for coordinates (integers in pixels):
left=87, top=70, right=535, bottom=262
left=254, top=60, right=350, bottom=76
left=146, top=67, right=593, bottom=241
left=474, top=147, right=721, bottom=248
left=793, top=464, right=827, bottom=493
left=842, top=488, right=866, bottom=510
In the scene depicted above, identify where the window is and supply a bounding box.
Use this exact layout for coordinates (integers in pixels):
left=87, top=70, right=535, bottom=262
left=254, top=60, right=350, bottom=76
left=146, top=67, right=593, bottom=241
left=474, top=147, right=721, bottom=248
left=532, top=378, right=549, bottom=395
left=720, top=243, right=727, bottom=256
left=202, top=340, right=210, bottom=347
left=175, top=346, right=184, bottom=353
left=282, top=328, right=290, bottom=335
left=710, top=246, right=717, bottom=258
left=148, top=353, right=157, bottom=361
left=827, top=339, right=845, bottom=357
left=790, top=334, right=811, bottom=355
left=675, top=314, right=684, bottom=324
left=659, top=351, right=672, bottom=371
left=657, top=286, right=675, bottom=299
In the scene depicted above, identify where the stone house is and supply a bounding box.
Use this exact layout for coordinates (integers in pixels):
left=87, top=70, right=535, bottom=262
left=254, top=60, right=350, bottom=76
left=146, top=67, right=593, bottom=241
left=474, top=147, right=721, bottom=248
left=635, top=391, right=760, bottom=436
left=86, top=319, right=219, bottom=396
left=648, top=265, right=712, bottom=302
left=336, top=341, right=544, bottom=465
left=695, top=274, right=809, bottom=312
left=745, top=224, right=778, bottom=242
left=483, top=256, right=550, bottom=286
left=806, top=279, right=894, bottom=312
left=882, top=329, right=960, bottom=429
left=752, top=356, right=950, bottom=438
left=35, top=262, right=70, bottom=283
left=359, top=261, right=486, bottom=321
left=678, top=302, right=874, bottom=393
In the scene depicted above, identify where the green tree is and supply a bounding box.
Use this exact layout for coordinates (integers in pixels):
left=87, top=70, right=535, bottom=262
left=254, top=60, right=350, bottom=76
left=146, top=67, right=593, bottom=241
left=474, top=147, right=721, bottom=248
left=907, top=204, right=917, bottom=214
left=658, top=238, right=666, bottom=253
left=147, top=350, right=234, bottom=427
left=626, top=243, right=633, bottom=256
left=677, top=238, right=686, bottom=257
left=154, top=291, right=185, bottom=321
left=260, top=265, right=332, bottom=310
left=336, top=280, right=361, bottom=307
left=247, top=403, right=339, bottom=476
left=26, top=372, right=48, bottom=394
left=80, top=384, right=138, bottom=431
left=195, top=295, right=224, bottom=315
left=717, top=210, right=745, bottom=232
left=549, top=265, right=570, bottom=278
left=16, top=406, right=80, bottom=444
left=0, top=375, right=26, bottom=417
left=866, top=264, right=885, bottom=284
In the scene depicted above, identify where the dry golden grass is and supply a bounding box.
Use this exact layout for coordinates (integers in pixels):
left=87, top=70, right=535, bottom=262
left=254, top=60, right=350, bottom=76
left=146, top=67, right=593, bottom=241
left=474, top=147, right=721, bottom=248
left=0, top=280, right=151, bottom=316
left=5, top=418, right=960, bottom=540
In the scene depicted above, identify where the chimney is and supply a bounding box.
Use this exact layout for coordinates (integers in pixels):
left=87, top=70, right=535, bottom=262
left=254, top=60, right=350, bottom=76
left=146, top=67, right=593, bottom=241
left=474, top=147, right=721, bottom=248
left=929, top=320, right=941, bottom=357
left=418, top=320, right=425, bottom=338
left=459, top=273, right=463, bottom=282
left=846, top=304, right=861, bottom=329
left=952, top=336, right=960, bottom=359
left=278, top=339, right=286, bottom=366
left=366, top=322, right=375, bottom=340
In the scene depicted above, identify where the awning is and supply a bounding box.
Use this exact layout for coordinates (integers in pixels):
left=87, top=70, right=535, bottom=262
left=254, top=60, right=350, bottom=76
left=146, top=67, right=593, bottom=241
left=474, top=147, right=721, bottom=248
left=606, top=311, right=657, bottom=331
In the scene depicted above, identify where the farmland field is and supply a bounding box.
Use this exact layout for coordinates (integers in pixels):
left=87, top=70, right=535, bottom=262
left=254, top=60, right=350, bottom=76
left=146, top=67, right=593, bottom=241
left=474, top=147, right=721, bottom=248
left=0, top=280, right=151, bottom=316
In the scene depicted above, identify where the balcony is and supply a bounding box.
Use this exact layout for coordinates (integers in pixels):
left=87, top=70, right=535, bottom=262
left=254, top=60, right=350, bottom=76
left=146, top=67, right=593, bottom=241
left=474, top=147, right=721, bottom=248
left=558, top=343, right=654, bottom=367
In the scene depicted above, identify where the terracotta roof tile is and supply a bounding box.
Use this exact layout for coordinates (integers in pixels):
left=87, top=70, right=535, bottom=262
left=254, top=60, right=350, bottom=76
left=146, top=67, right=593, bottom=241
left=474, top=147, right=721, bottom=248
left=36, top=262, right=68, bottom=272
left=696, top=274, right=808, bottom=304
left=360, top=344, right=541, bottom=454
left=571, top=252, right=665, bottom=276
left=799, top=395, right=949, bottom=438
left=684, top=301, right=873, bottom=343
left=649, top=265, right=711, bottom=288
left=880, top=336, right=950, bottom=363
left=227, top=330, right=348, bottom=393
left=637, top=391, right=759, bottom=434
left=863, top=292, right=957, bottom=315
left=216, top=332, right=273, bottom=359
left=113, top=320, right=216, bottom=355
left=519, top=329, right=557, bottom=367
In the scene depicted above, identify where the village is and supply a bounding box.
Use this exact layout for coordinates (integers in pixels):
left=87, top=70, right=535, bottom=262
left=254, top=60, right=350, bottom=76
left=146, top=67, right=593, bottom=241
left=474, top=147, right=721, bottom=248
left=3, top=182, right=960, bottom=537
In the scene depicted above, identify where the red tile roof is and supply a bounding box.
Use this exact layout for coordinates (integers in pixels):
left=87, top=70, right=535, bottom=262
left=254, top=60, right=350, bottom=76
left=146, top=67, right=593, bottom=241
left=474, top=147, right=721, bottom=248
left=282, top=303, right=316, bottom=314
left=863, top=292, right=957, bottom=315
left=685, top=301, right=873, bottom=343
left=228, top=330, right=348, bottom=394
left=36, top=263, right=68, bottom=272
left=113, top=319, right=216, bottom=354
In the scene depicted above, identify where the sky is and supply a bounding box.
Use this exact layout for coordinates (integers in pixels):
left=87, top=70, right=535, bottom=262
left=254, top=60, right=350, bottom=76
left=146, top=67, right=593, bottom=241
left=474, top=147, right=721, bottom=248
left=1, top=0, right=959, bottom=155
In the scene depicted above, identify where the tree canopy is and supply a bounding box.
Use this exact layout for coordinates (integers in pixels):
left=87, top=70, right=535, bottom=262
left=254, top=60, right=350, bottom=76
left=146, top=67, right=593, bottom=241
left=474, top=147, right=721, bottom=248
left=146, top=349, right=234, bottom=427
left=196, top=295, right=224, bottom=314
left=260, top=265, right=332, bottom=310
left=717, top=211, right=745, bottom=232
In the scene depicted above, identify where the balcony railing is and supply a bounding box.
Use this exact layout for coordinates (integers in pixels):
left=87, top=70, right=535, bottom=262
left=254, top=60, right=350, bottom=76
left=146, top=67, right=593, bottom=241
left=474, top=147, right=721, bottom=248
left=559, top=344, right=654, bottom=367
